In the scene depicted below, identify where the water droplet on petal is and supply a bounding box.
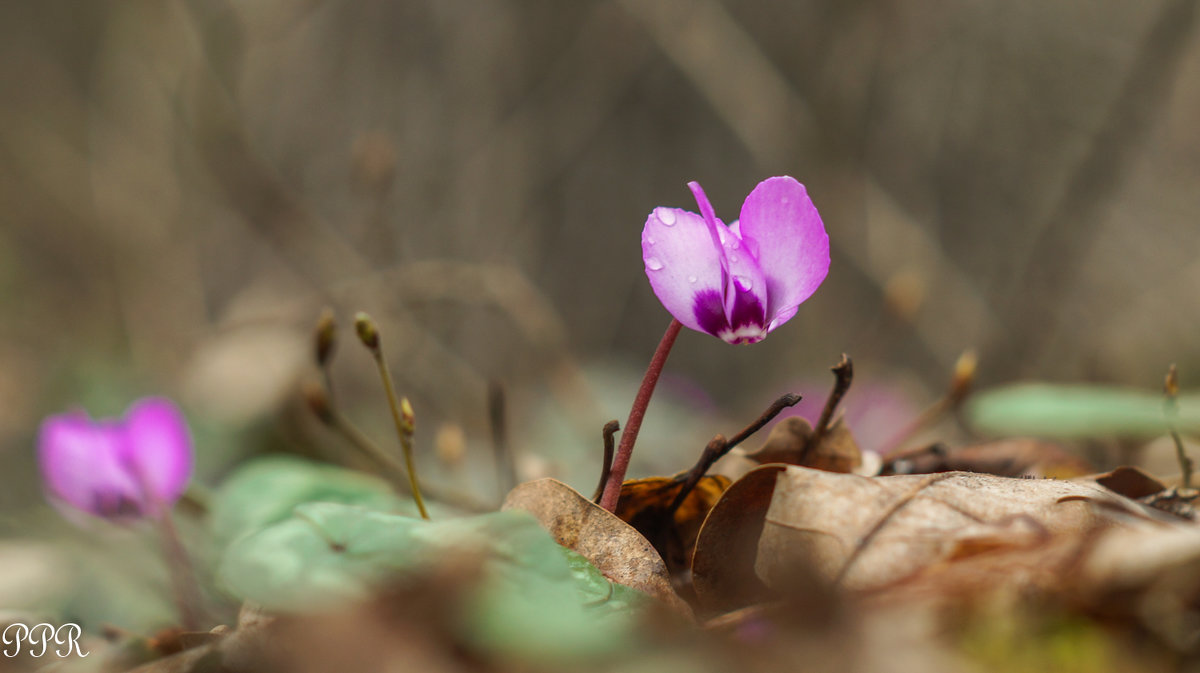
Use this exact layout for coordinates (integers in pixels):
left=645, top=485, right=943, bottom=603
left=645, top=257, right=664, bottom=271
left=730, top=254, right=739, bottom=263
left=730, top=239, right=740, bottom=250
left=658, top=209, right=676, bottom=226
left=646, top=236, right=655, bottom=245
left=733, top=275, right=752, bottom=291
left=781, top=197, right=790, bottom=204
left=688, top=275, right=697, bottom=283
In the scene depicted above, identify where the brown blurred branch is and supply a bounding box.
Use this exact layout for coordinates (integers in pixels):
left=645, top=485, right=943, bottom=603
left=998, top=0, right=1199, bottom=373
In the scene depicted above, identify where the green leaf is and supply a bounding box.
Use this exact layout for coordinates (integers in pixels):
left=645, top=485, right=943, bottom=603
left=217, top=504, right=645, bottom=661
left=560, top=547, right=646, bottom=613
left=967, top=383, right=1200, bottom=439
left=218, top=502, right=425, bottom=609
left=452, top=514, right=646, bottom=661
left=209, top=456, right=412, bottom=547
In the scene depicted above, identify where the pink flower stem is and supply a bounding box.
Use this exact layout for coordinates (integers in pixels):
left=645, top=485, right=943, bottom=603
left=155, top=510, right=204, bottom=631
left=599, top=318, right=682, bottom=512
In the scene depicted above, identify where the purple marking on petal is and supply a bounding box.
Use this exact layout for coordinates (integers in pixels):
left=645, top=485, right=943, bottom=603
left=720, top=229, right=769, bottom=330
left=727, top=290, right=766, bottom=331
left=691, top=288, right=728, bottom=337
left=93, top=491, right=144, bottom=519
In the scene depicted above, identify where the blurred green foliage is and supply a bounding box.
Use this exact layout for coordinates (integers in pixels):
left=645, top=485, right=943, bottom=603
left=968, top=383, right=1200, bottom=439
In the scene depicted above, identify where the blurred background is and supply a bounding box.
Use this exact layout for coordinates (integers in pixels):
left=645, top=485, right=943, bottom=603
left=2, top=0, right=1199, bottom=520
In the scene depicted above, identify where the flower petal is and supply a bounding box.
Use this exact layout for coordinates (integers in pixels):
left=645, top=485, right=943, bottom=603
left=737, top=176, right=829, bottom=324
left=689, top=182, right=770, bottom=343
left=643, top=207, right=726, bottom=336
left=719, top=227, right=769, bottom=343
left=122, top=397, right=193, bottom=510
left=37, top=412, right=142, bottom=517
left=686, top=182, right=731, bottom=276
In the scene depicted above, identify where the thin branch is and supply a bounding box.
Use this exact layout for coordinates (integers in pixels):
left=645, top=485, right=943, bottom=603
left=488, top=382, right=517, bottom=496
left=592, top=420, right=621, bottom=503
left=1165, top=363, right=1193, bottom=489
left=667, top=392, right=803, bottom=515
left=801, top=354, right=853, bottom=463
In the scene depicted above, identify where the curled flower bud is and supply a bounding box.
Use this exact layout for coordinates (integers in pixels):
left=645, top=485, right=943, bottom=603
left=302, top=380, right=335, bottom=425
left=399, top=397, right=416, bottom=435
left=1166, top=363, right=1180, bottom=399
left=950, top=349, right=979, bottom=402
left=315, top=308, right=338, bottom=367
left=642, top=176, right=830, bottom=344
left=37, top=398, right=193, bottom=520
left=354, top=312, right=380, bottom=352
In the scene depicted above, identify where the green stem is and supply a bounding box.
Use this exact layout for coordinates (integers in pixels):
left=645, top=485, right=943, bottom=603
left=374, top=354, right=430, bottom=519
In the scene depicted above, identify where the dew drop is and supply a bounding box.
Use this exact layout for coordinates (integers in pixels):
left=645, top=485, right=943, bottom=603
left=733, top=275, right=752, bottom=291
left=645, top=257, right=664, bottom=271
left=730, top=239, right=740, bottom=250
left=658, top=209, right=677, bottom=226
left=730, top=254, right=739, bottom=263
left=718, top=229, right=727, bottom=244
left=688, top=275, right=698, bottom=283
left=781, top=197, right=790, bottom=205
left=646, top=236, right=655, bottom=245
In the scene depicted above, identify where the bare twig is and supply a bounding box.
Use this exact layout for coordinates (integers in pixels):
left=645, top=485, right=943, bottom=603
left=880, top=349, right=977, bottom=459
left=667, top=392, right=803, bottom=515
left=488, top=382, right=517, bottom=496
left=1165, top=363, right=1193, bottom=489
left=592, top=421, right=622, bottom=503
left=801, top=355, right=853, bottom=463
left=727, top=393, right=806, bottom=452
left=303, top=382, right=491, bottom=513
left=666, top=435, right=729, bottom=516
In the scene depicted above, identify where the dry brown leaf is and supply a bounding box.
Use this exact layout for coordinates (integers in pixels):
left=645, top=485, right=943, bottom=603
left=873, top=521, right=1200, bottom=656
left=710, top=447, right=761, bottom=482
left=126, top=604, right=272, bottom=673
left=1076, top=466, right=1200, bottom=519
left=615, top=474, right=730, bottom=579
left=1086, top=465, right=1168, bottom=499
left=500, top=478, right=691, bottom=617
left=859, top=529, right=1089, bottom=613
left=691, top=465, right=786, bottom=613
left=745, top=416, right=863, bottom=474
left=1070, top=525, right=1200, bottom=653
left=883, top=438, right=1094, bottom=479
left=1080, top=525, right=1200, bottom=605
left=756, top=466, right=1178, bottom=594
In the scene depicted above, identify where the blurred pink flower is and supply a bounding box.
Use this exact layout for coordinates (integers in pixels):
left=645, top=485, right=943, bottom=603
left=774, top=379, right=919, bottom=455
left=641, top=176, right=830, bottom=344
left=37, top=397, right=193, bottom=520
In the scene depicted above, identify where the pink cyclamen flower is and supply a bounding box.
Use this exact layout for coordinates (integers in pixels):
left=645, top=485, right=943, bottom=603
left=37, top=397, right=193, bottom=520
left=642, top=176, right=830, bottom=344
